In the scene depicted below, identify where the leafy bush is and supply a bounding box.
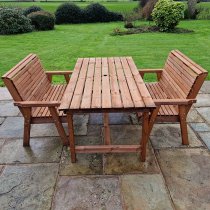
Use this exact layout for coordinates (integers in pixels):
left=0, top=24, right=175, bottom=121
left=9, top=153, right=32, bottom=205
left=197, top=7, right=210, bottom=19
left=28, top=11, right=55, bottom=31
left=152, top=0, right=184, bottom=32
left=55, top=3, right=83, bottom=24
left=83, top=3, right=123, bottom=23
left=23, top=5, right=42, bottom=16
left=0, top=8, right=32, bottom=35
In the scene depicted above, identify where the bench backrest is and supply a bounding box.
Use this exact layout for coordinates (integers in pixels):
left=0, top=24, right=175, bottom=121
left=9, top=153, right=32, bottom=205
left=160, top=50, right=208, bottom=99
left=2, top=54, right=51, bottom=102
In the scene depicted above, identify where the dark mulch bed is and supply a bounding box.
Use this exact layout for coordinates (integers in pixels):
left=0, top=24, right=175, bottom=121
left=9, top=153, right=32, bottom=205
left=111, top=25, right=194, bottom=36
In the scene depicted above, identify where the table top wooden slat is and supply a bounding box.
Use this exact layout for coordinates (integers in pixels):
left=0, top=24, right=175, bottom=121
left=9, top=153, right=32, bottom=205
left=102, top=58, right=112, bottom=108
left=108, top=58, right=122, bottom=108
left=59, top=57, right=155, bottom=112
left=91, top=58, right=102, bottom=108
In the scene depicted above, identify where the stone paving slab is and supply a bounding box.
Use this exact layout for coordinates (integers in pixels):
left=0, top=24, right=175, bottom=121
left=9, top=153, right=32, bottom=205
left=102, top=125, right=159, bottom=174
left=198, top=132, right=210, bottom=149
left=0, top=137, right=62, bottom=164
left=156, top=148, right=210, bottom=210
left=195, top=94, right=210, bottom=107
left=0, top=163, right=59, bottom=210
left=121, top=174, right=174, bottom=210
left=190, top=123, right=210, bottom=132
left=200, top=81, right=210, bottom=94
left=52, top=176, right=123, bottom=210
left=0, top=117, right=5, bottom=125
left=187, top=108, right=204, bottom=123
left=0, top=101, right=20, bottom=117
left=0, top=87, right=12, bottom=101
left=89, top=113, right=131, bottom=125
left=150, top=124, right=203, bottom=149
left=196, top=107, right=210, bottom=124
left=0, top=116, right=88, bottom=139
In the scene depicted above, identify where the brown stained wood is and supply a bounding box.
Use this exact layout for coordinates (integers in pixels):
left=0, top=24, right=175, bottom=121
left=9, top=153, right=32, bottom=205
left=103, top=113, right=111, bottom=145
left=126, top=57, right=155, bottom=108
left=67, top=113, right=76, bottom=163
left=140, top=50, right=207, bottom=148
left=91, top=58, right=102, bottom=108
left=59, top=58, right=83, bottom=110
left=102, top=58, right=112, bottom=108
left=121, top=57, right=145, bottom=107
left=108, top=58, right=122, bottom=108
left=114, top=57, right=134, bottom=108
left=70, top=58, right=89, bottom=109
left=2, top=54, right=69, bottom=147
left=140, top=112, right=149, bottom=162
left=81, top=58, right=95, bottom=109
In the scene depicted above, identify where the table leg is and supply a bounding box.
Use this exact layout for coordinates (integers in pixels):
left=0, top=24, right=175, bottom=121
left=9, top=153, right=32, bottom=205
left=67, top=113, right=76, bottom=163
left=140, top=112, right=150, bottom=162
left=103, top=113, right=111, bottom=145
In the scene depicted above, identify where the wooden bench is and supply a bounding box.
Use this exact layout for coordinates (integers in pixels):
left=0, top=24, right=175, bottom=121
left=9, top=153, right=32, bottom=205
left=2, top=54, right=73, bottom=146
left=139, top=50, right=208, bottom=145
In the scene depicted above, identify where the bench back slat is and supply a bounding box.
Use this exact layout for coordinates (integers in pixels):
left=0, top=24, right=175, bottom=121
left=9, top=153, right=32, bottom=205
left=161, top=50, right=208, bottom=99
left=2, top=54, right=51, bottom=101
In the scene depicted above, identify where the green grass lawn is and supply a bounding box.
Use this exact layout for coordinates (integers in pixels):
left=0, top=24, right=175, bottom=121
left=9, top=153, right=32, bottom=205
left=0, top=19, right=210, bottom=86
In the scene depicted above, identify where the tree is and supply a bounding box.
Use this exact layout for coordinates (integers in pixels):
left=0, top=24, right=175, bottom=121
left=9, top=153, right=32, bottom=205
left=188, top=0, right=198, bottom=19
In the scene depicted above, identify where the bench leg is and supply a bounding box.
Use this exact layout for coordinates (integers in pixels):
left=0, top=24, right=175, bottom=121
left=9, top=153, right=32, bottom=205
left=103, top=113, right=111, bottom=145
left=23, top=108, right=31, bottom=147
left=49, top=107, right=68, bottom=146
left=140, top=112, right=150, bottom=162
left=179, top=105, right=189, bottom=145
left=67, top=113, right=76, bottom=163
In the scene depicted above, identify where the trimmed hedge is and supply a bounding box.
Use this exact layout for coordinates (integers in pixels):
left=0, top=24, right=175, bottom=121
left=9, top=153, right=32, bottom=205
left=55, top=3, right=123, bottom=24
left=28, top=11, right=55, bottom=31
left=23, top=6, right=42, bottom=16
left=55, top=3, right=83, bottom=24
left=0, top=8, right=32, bottom=35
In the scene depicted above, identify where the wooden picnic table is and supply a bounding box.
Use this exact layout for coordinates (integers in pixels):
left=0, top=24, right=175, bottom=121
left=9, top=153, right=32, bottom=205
left=59, top=57, right=157, bottom=163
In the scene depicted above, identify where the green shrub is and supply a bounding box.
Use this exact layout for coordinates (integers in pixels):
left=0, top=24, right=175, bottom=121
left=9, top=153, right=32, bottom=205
left=55, top=3, right=83, bottom=24
left=23, top=5, right=42, bottom=16
left=152, top=0, right=184, bottom=32
left=83, top=3, right=122, bottom=23
left=28, top=11, right=55, bottom=31
left=0, top=8, right=32, bottom=35
left=197, top=7, right=210, bottom=19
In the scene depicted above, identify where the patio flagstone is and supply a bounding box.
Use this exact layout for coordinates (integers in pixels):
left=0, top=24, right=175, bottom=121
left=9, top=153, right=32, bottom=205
left=189, top=123, right=210, bottom=132
left=103, top=125, right=159, bottom=174
left=121, top=174, right=174, bottom=210
left=52, top=176, right=123, bottom=210
left=0, top=117, right=88, bottom=139
left=196, top=107, right=210, bottom=124
left=89, top=113, right=131, bottom=125
left=0, top=163, right=59, bottom=210
left=0, top=101, right=20, bottom=117
left=198, top=132, right=210, bottom=149
left=194, top=94, right=210, bottom=107
left=156, top=148, right=210, bottom=210
left=187, top=108, right=204, bottom=123
left=200, top=81, right=210, bottom=94
left=0, top=87, right=12, bottom=101
left=0, top=137, right=62, bottom=164
left=0, top=117, right=5, bottom=125
left=150, top=124, right=203, bottom=149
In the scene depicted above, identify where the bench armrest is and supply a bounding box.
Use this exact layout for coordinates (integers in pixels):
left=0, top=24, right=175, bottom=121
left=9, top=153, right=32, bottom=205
left=46, top=71, right=73, bottom=75
left=14, top=101, right=60, bottom=108
left=46, top=70, right=73, bottom=83
left=153, top=99, right=196, bottom=105
left=138, top=69, right=163, bottom=81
